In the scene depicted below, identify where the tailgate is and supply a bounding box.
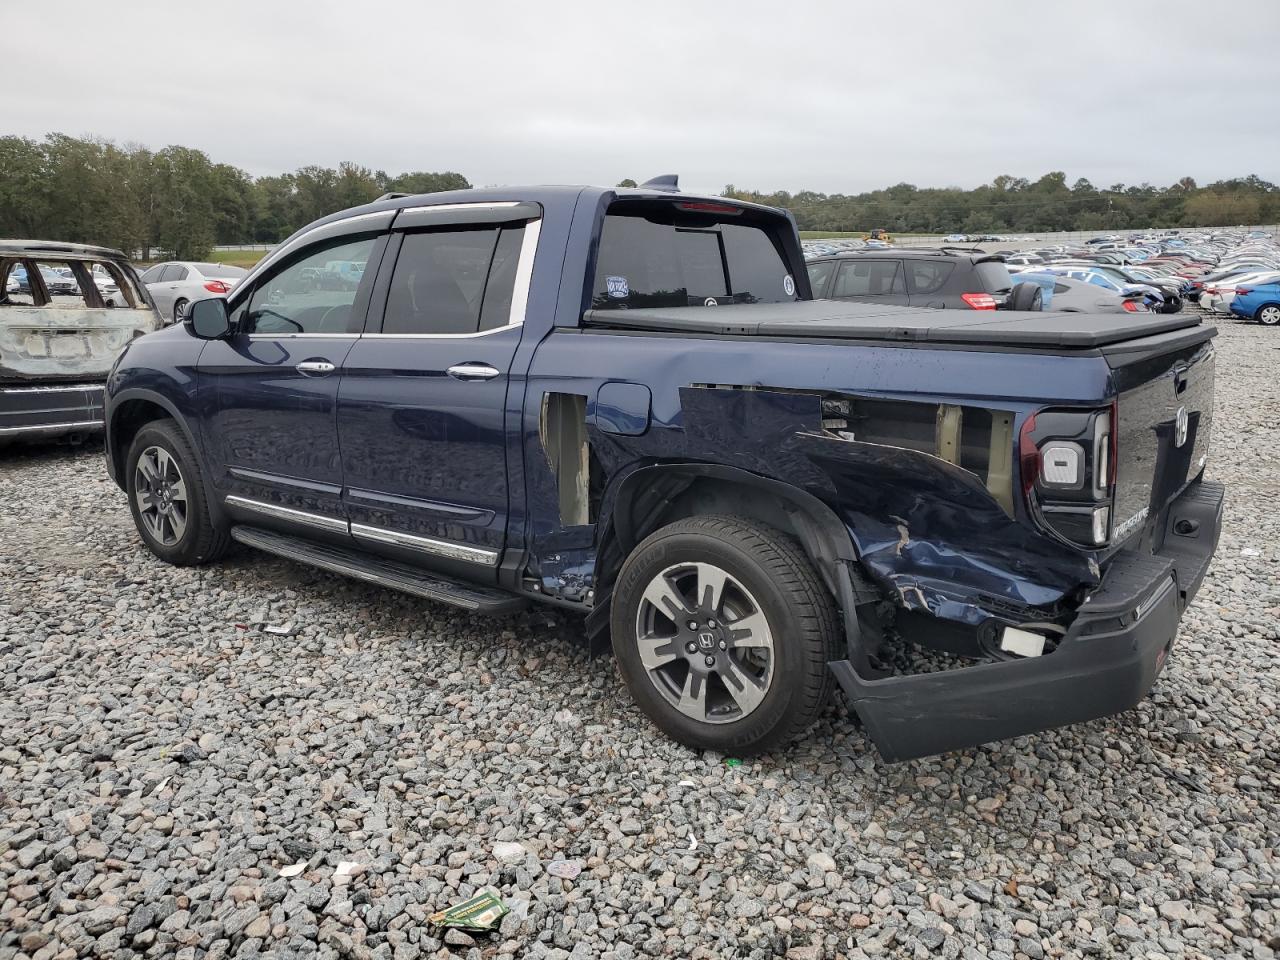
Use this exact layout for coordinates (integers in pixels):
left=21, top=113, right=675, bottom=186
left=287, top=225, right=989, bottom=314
left=0, top=306, right=157, bottom=380
left=1108, top=333, right=1214, bottom=546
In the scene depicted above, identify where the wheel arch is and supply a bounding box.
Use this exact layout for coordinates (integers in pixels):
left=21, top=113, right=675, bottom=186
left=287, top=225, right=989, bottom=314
left=585, top=461, right=863, bottom=655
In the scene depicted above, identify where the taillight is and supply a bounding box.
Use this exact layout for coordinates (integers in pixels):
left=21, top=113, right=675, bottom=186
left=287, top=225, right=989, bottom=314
left=1236, top=287, right=1251, bottom=296
left=960, top=292, right=997, bottom=310
left=1121, top=300, right=1143, bottom=312
left=203, top=280, right=230, bottom=293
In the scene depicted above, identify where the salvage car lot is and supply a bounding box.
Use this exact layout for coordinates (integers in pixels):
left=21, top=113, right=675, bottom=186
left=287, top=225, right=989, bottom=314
left=1, top=319, right=1276, bottom=958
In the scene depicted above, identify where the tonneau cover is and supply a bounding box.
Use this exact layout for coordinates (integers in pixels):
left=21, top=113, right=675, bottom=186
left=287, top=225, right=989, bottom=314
left=583, top=301, right=1208, bottom=349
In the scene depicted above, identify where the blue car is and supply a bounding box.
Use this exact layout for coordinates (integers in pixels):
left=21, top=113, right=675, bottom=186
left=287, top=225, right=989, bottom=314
left=1229, top=279, right=1280, bottom=326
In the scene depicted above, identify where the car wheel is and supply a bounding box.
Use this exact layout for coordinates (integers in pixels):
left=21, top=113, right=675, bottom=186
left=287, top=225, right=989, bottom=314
left=172, top=298, right=189, bottom=322
left=1008, top=282, right=1042, bottom=311
left=1256, top=304, right=1280, bottom=326
left=611, top=515, right=839, bottom=756
left=126, top=419, right=230, bottom=566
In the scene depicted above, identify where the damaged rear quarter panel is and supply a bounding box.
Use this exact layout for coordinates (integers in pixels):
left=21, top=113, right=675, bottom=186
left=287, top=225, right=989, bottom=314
left=524, top=329, right=1106, bottom=623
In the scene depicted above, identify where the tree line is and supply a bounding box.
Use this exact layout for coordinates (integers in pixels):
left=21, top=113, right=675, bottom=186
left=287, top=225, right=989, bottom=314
left=2, top=135, right=1276, bottom=261
left=722, top=172, right=1279, bottom=235
left=0, top=134, right=469, bottom=259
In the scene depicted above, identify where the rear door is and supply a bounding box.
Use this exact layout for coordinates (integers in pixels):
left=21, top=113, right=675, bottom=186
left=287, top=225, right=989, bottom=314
left=903, top=259, right=956, bottom=308
left=199, top=222, right=390, bottom=532
left=336, top=202, right=541, bottom=576
left=829, top=259, right=909, bottom=306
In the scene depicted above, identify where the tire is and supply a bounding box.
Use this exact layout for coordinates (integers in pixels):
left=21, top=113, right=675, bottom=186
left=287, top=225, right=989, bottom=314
left=611, top=515, right=839, bottom=756
left=1008, top=281, right=1043, bottom=311
left=125, top=419, right=230, bottom=565
left=1256, top=304, right=1280, bottom=326
left=172, top=298, right=188, bottom=322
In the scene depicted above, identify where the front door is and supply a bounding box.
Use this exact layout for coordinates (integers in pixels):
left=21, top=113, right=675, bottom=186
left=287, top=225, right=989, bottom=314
left=337, top=212, right=540, bottom=574
left=198, top=232, right=386, bottom=532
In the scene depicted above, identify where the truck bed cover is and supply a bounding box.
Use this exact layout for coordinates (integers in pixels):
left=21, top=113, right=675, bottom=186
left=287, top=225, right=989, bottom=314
left=583, top=301, right=1209, bottom=350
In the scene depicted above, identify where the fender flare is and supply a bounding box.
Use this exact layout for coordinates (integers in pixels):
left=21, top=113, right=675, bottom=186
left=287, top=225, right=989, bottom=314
left=105, top=388, right=225, bottom=526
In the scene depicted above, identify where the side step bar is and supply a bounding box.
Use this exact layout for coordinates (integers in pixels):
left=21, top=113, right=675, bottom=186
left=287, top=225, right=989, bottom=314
left=230, top=526, right=528, bottom=615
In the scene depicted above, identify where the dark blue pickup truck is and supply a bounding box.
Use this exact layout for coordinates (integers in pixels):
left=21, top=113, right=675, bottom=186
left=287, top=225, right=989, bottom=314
left=103, top=180, right=1223, bottom=761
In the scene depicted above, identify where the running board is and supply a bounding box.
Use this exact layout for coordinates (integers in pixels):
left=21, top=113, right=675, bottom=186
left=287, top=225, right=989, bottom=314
left=230, top=526, right=528, bottom=614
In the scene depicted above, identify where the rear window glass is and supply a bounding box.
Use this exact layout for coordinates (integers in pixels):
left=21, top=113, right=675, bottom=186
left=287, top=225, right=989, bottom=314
left=905, top=260, right=955, bottom=295
left=591, top=207, right=796, bottom=309
left=974, top=260, right=1013, bottom=294
left=194, top=263, right=247, bottom=279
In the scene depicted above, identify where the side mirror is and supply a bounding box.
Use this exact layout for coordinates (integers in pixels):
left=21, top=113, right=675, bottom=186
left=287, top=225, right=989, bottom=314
left=187, top=297, right=231, bottom=339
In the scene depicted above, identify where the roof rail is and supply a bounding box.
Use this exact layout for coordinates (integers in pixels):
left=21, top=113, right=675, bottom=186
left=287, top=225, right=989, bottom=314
left=639, top=174, right=680, bottom=193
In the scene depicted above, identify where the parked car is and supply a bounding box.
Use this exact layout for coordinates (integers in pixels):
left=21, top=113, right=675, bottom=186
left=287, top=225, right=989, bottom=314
left=1011, top=273, right=1149, bottom=313
left=139, top=261, right=249, bottom=322
left=1229, top=278, right=1280, bottom=325
left=1204, top=270, right=1280, bottom=315
left=1, top=240, right=161, bottom=443
left=103, top=181, right=1221, bottom=762
left=806, top=249, right=1042, bottom=310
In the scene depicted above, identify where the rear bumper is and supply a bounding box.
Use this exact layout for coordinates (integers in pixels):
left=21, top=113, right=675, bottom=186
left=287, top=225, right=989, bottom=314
left=832, top=479, right=1224, bottom=762
left=0, top=382, right=105, bottom=440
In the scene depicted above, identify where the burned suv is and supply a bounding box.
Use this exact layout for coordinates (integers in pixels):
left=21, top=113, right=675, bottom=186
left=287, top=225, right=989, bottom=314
left=1, top=241, right=159, bottom=443
left=806, top=248, right=1043, bottom=311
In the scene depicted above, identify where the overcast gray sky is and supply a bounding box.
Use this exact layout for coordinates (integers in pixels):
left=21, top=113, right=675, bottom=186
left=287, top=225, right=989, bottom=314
left=5, top=0, right=1278, bottom=194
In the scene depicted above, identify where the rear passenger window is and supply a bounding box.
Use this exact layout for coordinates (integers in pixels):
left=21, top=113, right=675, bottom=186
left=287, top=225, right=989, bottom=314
left=382, top=223, right=527, bottom=336
left=831, top=260, right=904, bottom=297
left=139, top=264, right=166, bottom=284
left=2, top=261, right=35, bottom=306
left=905, top=260, right=955, bottom=295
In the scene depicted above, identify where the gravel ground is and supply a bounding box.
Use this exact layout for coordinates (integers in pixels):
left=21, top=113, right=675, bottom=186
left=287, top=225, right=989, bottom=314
left=2, top=316, right=1277, bottom=960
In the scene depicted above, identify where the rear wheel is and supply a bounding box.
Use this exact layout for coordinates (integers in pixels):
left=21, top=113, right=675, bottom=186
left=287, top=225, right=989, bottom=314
left=611, top=515, right=839, bottom=756
left=172, top=298, right=188, bottom=322
left=126, top=419, right=230, bottom=565
left=1256, top=304, right=1280, bottom=326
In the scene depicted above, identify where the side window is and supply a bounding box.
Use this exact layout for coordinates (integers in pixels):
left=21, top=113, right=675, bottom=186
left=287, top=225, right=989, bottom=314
left=383, top=225, right=527, bottom=336
left=139, top=264, right=166, bottom=284
left=905, top=260, right=955, bottom=295
left=245, top=235, right=378, bottom=335
left=35, top=260, right=95, bottom=306
left=806, top=260, right=835, bottom=298
left=831, top=260, right=904, bottom=298
left=1054, top=283, right=1071, bottom=295
left=2, top=260, right=36, bottom=306
left=169, top=265, right=190, bottom=282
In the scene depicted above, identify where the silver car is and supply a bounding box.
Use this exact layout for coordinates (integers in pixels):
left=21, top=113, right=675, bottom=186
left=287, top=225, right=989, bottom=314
left=139, top=261, right=248, bottom=322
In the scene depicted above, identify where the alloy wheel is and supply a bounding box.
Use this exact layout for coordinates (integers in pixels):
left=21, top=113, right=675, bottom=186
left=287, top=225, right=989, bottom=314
left=134, top=445, right=189, bottom=546
left=634, top=561, right=774, bottom=724
left=1258, top=305, right=1280, bottom=326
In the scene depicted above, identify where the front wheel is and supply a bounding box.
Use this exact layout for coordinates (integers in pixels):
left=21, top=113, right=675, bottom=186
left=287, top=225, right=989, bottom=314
left=172, top=298, right=188, bottom=322
left=125, top=419, right=230, bottom=565
left=611, top=515, right=839, bottom=756
left=1256, top=304, right=1280, bottom=326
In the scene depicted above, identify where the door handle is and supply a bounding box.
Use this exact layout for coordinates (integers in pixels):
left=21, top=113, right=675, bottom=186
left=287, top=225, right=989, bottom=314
left=296, top=360, right=336, bottom=376
left=446, top=363, right=501, bottom=381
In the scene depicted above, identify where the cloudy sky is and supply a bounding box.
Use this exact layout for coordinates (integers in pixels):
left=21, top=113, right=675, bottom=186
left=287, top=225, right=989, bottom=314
left=6, top=0, right=1278, bottom=194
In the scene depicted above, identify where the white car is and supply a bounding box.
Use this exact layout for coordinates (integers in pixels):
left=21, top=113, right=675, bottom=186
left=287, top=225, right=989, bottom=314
left=1202, top=270, right=1280, bottom=314
left=138, top=261, right=249, bottom=322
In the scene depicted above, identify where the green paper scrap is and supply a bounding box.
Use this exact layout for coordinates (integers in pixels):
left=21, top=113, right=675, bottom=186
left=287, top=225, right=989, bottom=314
left=725, top=758, right=743, bottom=768
left=429, top=889, right=509, bottom=931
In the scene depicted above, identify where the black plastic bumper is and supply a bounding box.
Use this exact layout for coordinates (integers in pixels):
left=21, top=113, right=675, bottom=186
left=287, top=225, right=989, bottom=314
left=831, top=479, right=1224, bottom=762
left=0, top=382, right=105, bottom=440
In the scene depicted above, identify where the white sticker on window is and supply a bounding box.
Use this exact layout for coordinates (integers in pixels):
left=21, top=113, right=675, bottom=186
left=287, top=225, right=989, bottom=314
left=606, top=276, right=629, bottom=299
left=783, top=274, right=795, bottom=297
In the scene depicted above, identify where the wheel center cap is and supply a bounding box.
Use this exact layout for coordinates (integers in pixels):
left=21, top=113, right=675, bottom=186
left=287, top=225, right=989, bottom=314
left=696, top=631, right=717, bottom=651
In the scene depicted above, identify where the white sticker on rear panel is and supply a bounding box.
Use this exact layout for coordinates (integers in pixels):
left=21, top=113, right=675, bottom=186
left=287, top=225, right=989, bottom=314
left=783, top=274, right=795, bottom=296
left=606, top=276, right=629, bottom=299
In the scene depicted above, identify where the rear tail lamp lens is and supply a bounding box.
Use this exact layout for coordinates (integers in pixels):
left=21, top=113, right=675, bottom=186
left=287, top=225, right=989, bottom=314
left=1039, top=442, right=1084, bottom=486
left=1122, top=300, right=1144, bottom=312
left=960, top=292, right=997, bottom=310
left=1018, top=413, right=1040, bottom=498
left=203, top=280, right=231, bottom=293
left=1236, top=287, right=1251, bottom=295
left=1090, top=506, right=1111, bottom=545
